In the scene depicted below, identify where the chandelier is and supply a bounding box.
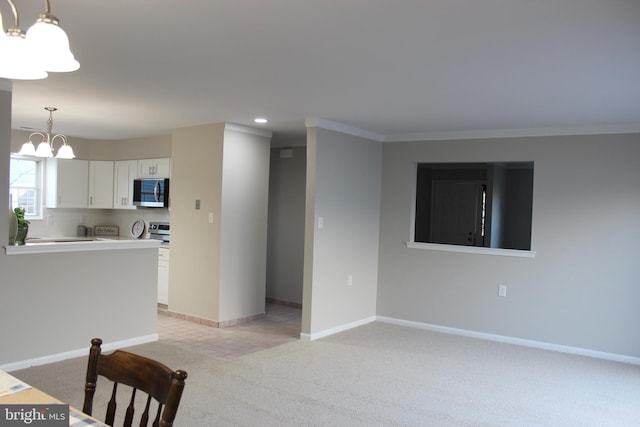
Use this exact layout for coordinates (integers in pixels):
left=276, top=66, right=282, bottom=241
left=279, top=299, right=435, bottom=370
left=0, top=0, right=80, bottom=80
left=18, top=107, right=75, bottom=159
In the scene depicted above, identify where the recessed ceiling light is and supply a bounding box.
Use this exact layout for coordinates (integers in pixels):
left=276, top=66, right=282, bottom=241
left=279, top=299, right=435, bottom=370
left=254, top=117, right=268, bottom=124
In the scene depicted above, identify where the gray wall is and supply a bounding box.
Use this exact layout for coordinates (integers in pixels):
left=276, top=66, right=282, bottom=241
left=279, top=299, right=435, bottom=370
left=377, top=134, right=640, bottom=358
left=6, top=73, right=639, bottom=361
left=1, top=81, right=11, bottom=247
left=303, top=127, right=382, bottom=336
left=266, top=146, right=306, bottom=305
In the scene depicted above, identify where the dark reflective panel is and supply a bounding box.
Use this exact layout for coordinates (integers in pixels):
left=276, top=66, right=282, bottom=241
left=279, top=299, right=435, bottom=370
left=415, top=162, right=533, bottom=250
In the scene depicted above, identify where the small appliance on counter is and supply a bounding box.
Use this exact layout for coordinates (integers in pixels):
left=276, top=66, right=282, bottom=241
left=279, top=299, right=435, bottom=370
left=148, top=221, right=170, bottom=243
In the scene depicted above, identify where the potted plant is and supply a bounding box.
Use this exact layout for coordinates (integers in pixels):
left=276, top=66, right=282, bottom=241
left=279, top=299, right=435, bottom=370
left=14, top=207, right=30, bottom=245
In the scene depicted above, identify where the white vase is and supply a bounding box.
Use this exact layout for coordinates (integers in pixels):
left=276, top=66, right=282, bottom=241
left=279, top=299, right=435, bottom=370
left=8, top=208, right=17, bottom=245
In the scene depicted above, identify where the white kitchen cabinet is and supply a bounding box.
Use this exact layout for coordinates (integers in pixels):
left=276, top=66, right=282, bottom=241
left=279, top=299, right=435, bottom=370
left=113, top=160, right=138, bottom=209
left=138, top=158, right=170, bottom=178
left=88, top=161, right=114, bottom=209
left=45, top=158, right=89, bottom=208
left=158, top=247, right=169, bottom=305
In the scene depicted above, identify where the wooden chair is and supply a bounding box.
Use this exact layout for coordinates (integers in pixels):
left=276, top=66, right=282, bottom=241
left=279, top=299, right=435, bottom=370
left=83, top=338, right=187, bottom=427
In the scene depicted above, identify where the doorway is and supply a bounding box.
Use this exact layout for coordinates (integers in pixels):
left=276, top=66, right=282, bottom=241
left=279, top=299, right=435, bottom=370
left=430, top=180, right=485, bottom=246
left=265, top=144, right=306, bottom=332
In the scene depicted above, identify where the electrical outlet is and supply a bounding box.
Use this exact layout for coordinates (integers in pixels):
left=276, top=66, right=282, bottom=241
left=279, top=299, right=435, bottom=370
left=498, top=285, right=507, bottom=297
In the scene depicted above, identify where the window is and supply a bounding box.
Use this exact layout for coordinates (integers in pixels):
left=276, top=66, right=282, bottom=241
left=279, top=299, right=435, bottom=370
left=10, top=155, right=43, bottom=219
left=414, top=162, right=533, bottom=251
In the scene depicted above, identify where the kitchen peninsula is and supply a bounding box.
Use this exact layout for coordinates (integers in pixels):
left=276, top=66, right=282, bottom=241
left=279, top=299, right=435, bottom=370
left=5, top=237, right=160, bottom=254
left=1, top=238, right=161, bottom=371
left=1, top=83, right=163, bottom=371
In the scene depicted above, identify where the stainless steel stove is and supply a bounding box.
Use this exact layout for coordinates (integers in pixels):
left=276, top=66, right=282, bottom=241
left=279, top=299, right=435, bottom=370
left=148, top=222, right=170, bottom=243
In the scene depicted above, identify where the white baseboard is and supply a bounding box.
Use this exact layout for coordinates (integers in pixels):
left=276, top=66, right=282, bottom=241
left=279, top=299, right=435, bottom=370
left=300, top=316, right=377, bottom=341
left=377, top=316, right=640, bottom=366
left=0, top=334, right=158, bottom=372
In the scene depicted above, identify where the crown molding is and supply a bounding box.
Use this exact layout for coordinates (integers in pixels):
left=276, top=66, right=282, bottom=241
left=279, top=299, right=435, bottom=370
left=304, top=119, right=640, bottom=143
left=383, top=124, right=640, bottom=142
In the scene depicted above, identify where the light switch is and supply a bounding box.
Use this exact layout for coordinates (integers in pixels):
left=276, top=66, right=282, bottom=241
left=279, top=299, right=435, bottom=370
left=195, top=199, right=200, bottom=210
left=208, top=212, right=214, bottom=223
left=318, top=217, right=324, bottom=229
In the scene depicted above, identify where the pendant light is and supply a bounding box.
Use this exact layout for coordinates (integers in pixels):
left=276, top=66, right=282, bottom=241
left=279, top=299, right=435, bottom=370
left=0, top=0, right=79, bottom=80
left=0, top=1, right=48, bottom=80
left=18, top=107, right=75, bottom=159
left=25, top=0, right=79, bottom=72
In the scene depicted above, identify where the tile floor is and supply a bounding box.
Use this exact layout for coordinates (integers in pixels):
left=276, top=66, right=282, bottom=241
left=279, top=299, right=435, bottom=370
left=157, top=303, right=302, bottom=358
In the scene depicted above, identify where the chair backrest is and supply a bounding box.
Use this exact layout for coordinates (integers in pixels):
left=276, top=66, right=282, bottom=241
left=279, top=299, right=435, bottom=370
left=83, top=338, right=187, bottom=427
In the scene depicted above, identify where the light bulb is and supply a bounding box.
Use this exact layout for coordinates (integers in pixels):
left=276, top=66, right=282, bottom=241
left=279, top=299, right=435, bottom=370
left=17, top=141, right=37, bottom=156
left=35, top=142, right=54, bottom=158
left=26, top=17, right=80, bottom=72
left=56, top=144, right=75, bottom=159
left=0, top=32, right=48, bottom=80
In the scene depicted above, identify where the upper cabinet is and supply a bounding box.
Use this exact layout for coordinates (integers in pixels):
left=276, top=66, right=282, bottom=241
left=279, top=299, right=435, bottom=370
left=138, top=158, right=170, bottom=178
left=43, top=157, right=170, bottom=211
left=114, top=160, right=138, bottom=209
left=88, top=161, right=114, bottom=209
left=45, top=159, right=89, bottom=208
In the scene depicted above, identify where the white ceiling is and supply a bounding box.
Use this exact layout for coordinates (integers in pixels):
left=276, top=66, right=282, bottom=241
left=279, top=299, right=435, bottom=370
left=4, top=0, right=640, bottom=143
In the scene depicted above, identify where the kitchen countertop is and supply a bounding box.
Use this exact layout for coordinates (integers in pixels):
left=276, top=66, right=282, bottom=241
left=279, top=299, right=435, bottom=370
left=4, top=237, right=161, bottom=255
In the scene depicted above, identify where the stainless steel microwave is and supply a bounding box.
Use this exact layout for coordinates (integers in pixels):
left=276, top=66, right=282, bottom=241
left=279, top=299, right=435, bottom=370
left=133, top=178, right=170, bottom=208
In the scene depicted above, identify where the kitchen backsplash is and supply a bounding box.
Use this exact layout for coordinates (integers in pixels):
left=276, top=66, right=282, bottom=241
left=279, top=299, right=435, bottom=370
left=28, top=208, right=170, bottom=239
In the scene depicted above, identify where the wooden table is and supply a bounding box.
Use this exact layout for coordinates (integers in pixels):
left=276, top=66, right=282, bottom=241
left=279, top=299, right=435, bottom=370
left=1, top=385, right=61, bottom=404
left=0, top=371, right=107, bottom=426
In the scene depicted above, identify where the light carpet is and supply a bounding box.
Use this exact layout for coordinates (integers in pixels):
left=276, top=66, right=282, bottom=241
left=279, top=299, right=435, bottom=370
left=13, top=322, right=640, bottom=426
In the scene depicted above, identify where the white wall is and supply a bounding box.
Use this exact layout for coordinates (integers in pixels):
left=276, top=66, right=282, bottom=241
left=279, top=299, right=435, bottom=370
left=219, top=127, right=272, bottom=321
left=303, top=127, right=382, bottom=336
left=377, top=134, right=640, bottom=358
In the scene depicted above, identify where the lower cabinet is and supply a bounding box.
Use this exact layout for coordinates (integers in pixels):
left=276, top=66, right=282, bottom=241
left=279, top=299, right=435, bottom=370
left=158, top=247, right=169, bottom=305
